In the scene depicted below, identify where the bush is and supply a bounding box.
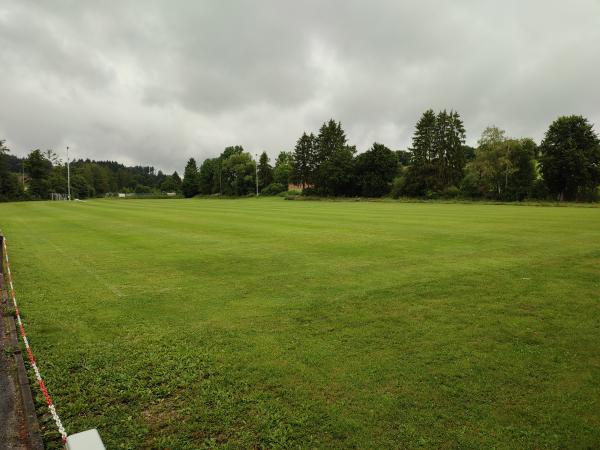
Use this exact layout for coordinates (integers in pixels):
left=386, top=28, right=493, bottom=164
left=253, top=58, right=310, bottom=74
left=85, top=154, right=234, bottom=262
left=577, top=186, right=600, bottom=202
left=302, top=186, right=318, bottom=196
left=441, top=185, right=460, bottom=199
left=261, top=183, right=287, bottom=196
left=425, top=189, right=439, bottom=200
left=278, top=189, right=301, bottom=197
left=134, top=184, right=153, bottom=194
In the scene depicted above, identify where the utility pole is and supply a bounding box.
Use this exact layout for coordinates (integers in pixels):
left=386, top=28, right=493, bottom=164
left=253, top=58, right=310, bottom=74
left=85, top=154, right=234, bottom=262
left=67, top=146, right=71, bottom=201
left=255, top=154, right=259, bottom=196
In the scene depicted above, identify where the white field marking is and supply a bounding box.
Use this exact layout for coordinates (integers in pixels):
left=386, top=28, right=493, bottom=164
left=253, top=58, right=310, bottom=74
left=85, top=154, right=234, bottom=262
left=7, top=217, right=124, bottom=298
left=45, top=240, right=123, bottom=298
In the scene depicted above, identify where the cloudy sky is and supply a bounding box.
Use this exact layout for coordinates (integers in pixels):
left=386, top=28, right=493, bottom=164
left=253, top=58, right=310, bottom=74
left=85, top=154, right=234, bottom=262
left=1, top=1, right=599, bottom=173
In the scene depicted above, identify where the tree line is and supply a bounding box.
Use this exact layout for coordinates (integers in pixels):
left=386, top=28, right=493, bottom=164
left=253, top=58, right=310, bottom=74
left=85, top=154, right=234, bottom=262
left=181, top=113, right=600, bottom=201
left=1, top=112, right=599, bottom=202
left=0, top=146, right=182, bottom=201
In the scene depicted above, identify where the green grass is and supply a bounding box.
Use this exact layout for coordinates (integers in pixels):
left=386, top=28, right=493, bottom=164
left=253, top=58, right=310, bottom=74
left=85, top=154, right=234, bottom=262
left=1, top=198, right=599, bottom=449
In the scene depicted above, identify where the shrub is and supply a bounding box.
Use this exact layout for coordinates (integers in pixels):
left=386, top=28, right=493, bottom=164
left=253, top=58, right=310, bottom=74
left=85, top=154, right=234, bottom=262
left=425, top=189, right=440, bottom=199
left=134, top=184, right=153, bottom=194
left=261, top=183, right=287, bottom=196
left=302, top=186, right=318, bottom=196
left=577, top=186, right=600, bottom=202
left=441, top=185, right=460, bottom=199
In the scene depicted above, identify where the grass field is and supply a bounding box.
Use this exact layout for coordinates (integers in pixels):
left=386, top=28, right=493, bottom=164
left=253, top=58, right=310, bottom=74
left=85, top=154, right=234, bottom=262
left=1, top=198, right=599, bottom=449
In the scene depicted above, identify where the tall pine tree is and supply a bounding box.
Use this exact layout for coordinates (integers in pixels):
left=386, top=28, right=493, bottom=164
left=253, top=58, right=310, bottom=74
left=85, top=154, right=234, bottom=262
left=411, top=109, right=436, bottom=165
left=293, top=132, right=317, bottom=188
left=316, top=120, right=347, bottom=164
left=182, top=158, right=200, bottom=198
left=445, top=110, right=467, bottom=186
left=433, top=110, right=466, bottom=188
left=257, top=151, right=273, bottom=190
left=405, top=109, right=466, bottom=195
left=314, top=119, right=349, bottom=194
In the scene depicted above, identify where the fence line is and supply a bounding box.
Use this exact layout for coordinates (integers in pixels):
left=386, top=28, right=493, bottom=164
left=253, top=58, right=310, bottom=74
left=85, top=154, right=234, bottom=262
left=1, top=236, right=68, bottom=444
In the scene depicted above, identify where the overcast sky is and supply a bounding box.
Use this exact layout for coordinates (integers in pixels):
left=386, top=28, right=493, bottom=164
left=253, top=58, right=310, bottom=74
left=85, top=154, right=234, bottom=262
left=1, top=1, right=599, bottom=173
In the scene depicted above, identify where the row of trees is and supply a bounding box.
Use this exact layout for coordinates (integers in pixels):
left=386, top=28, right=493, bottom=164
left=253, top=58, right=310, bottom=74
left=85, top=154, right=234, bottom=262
left=458, top=115, right=599, bottom=201
left=0, top=144, right=183, bottom=201
left=300, top=113, right=599, bottom=201
left=179, top=119, right=406, bottom=198
left=180, top=146, right=295, bottom=197
left=2, top=113, right=599, bottom=202
left=181, top=113, right=599, bottom=202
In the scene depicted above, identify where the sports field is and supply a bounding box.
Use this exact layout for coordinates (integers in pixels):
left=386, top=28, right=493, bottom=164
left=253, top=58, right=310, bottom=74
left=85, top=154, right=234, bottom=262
left=1, top=198, right=599, bottom=448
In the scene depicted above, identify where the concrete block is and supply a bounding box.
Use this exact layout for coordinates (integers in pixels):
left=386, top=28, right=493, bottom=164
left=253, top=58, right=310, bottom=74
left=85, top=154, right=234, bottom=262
left=66, top=429, right=105, bottom=450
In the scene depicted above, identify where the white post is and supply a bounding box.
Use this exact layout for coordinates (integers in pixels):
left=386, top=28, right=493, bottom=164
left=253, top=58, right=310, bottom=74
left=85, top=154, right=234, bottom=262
left=67, top=146, right=71, bottom=201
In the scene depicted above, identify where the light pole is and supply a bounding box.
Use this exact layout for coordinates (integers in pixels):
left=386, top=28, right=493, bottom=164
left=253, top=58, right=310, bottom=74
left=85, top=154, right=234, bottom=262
left=66, top=146, right=71, bottom=201
left=255, top=154, right=259, bottom=196
left=219, top=161, right=222, bottom=195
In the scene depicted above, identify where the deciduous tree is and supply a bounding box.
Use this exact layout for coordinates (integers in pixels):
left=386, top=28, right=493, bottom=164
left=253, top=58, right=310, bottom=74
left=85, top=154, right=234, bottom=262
left=465, top=127, right=536, bottom=200
left=222, top=151, right=255, bottom=195
left=540, top=115, right=600, bottom=201
left=25, top=149, right=52, bottom=199
left=354, top=143, right=398, bottom=197
left=0, top=140, right=21, bottom=201
left=273, top=151, right=294, bottom=187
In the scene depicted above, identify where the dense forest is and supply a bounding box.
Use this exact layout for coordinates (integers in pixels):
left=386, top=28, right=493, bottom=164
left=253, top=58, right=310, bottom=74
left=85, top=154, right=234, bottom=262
left=1, top=112, right=599, bottom=202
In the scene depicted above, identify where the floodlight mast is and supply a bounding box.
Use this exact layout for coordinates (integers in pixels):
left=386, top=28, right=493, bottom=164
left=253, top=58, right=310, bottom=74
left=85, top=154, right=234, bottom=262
left=67, top=146, right=71, bottom=201
left=255, top=153, right=259, bottom=196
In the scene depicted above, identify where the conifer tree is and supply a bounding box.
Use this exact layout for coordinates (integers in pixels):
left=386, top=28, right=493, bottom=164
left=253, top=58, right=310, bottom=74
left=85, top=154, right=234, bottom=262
left=182, top=158, right=200, bottom=197
left=411, top=109, right=436, bottom=165
left=293, top=132, right=317, bottom=188
left=314, top=119, right=349, bottom=194
left=445, top=110, right=467, bottom=186
left=257, top=151, right=273, bottom=190
left=316, top=119, right=347, bottom=164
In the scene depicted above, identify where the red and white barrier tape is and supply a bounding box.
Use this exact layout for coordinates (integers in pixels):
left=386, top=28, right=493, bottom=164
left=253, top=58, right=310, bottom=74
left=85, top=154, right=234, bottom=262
left=2, top=237, right=67, bottom=443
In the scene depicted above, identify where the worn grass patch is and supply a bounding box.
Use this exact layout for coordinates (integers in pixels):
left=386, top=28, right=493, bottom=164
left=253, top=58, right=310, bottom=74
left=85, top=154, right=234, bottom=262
left=1, top=198, right=599, bottom=448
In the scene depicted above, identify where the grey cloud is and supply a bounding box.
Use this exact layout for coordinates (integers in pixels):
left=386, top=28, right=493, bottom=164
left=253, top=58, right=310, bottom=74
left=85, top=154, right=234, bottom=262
left=1, top=0, right=599, bottom=173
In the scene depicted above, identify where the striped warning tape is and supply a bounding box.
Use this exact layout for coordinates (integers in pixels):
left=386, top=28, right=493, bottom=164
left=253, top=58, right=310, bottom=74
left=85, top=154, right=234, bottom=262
left=2, top=237, right=67, bottom=443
